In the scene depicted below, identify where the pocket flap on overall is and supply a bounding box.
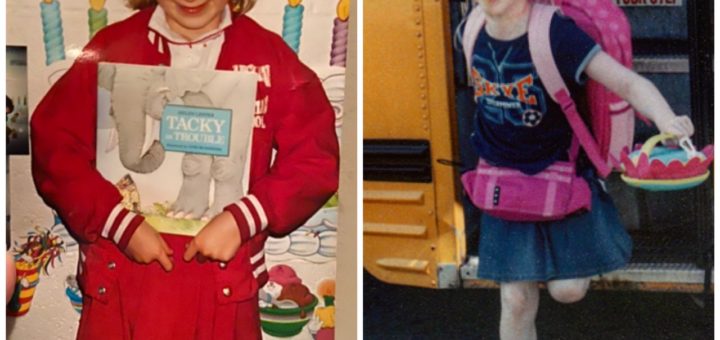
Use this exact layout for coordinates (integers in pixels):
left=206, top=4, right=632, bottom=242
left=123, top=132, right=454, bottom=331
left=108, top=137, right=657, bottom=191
left=78, top=244, right=120, bottom=304
left=213, top=246, right=258, bottom=304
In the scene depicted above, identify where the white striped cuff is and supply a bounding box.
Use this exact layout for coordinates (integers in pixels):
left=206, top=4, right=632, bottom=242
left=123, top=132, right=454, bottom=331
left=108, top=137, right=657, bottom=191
left=100, top=203, right=143, bottom=249
left=253, top=263, right=267, bottom=279
left=224, top=194, right=269, bottom=243
left=250, top=248, right=266, bottom=279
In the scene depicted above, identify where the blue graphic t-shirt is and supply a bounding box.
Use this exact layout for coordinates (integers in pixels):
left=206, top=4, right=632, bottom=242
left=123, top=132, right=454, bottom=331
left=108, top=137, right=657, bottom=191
left=464, top=13, right=600, bottom=174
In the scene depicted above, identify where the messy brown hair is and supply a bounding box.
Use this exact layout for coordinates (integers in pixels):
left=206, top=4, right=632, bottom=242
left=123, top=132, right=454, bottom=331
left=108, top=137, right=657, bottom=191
left=126, top=0, right=256, bottom=15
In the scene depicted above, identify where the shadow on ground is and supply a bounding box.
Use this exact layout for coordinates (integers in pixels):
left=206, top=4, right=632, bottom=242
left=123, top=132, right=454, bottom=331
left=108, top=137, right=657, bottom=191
left=364, top=271, right=713, bottom=339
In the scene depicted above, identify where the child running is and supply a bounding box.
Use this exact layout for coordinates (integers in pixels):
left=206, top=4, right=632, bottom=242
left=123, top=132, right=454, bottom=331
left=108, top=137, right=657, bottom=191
left=459, top=0, right=694, bottom=339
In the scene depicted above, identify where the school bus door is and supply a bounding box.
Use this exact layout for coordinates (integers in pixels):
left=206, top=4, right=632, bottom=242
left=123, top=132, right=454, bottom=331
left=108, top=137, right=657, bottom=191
left=364, top=0, right=465, bottom=289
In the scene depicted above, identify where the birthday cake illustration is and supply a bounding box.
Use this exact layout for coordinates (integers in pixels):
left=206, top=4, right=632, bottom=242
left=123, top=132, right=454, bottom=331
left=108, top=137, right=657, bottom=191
left=259, top=265, right=319, bottom=337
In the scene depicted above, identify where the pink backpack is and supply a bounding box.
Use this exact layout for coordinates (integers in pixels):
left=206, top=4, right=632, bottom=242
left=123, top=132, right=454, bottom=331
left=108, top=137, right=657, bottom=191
left=461, top=0, right=640, bottom=178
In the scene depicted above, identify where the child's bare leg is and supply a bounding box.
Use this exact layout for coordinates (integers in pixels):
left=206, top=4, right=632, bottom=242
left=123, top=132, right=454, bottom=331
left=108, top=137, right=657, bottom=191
left=547, top=278, right=591, bottom=304
left=500, top=281, right=539, bottom=340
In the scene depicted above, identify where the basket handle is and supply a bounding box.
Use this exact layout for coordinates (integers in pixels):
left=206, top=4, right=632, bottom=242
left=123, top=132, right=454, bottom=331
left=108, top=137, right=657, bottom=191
left=640, top=133, right=699, bottom=159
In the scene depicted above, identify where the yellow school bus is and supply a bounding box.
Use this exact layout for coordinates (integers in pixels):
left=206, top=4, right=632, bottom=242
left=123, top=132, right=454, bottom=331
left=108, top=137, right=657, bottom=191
left=364, top=0, right=713, bottom=295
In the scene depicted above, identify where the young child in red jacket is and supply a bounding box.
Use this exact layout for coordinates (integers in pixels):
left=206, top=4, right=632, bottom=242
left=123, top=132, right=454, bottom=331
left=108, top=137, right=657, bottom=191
left=30, top=0, right=339, bottom=339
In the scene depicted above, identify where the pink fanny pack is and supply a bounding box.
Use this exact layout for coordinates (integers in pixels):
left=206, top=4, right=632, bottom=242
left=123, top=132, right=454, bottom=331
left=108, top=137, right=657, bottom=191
left=461, top=158, right=591, bottom=222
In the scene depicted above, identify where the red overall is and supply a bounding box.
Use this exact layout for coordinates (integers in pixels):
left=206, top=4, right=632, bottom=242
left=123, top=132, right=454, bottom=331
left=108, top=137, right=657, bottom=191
left=76, top=236, right=262, bottom=340
left=30, top=7, right=339, bottom=340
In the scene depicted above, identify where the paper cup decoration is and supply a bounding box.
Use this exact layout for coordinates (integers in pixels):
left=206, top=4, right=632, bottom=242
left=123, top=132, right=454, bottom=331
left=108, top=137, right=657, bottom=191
left=7, top=261, right=41, bottom=317
left=6, top=225, right=65, bottom=317
left=620, top=133, right=713, bottom=191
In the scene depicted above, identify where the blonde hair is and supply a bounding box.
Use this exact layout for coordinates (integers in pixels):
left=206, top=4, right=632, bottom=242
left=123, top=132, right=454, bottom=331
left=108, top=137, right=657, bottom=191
left=126, top=0, right=256, bottom=15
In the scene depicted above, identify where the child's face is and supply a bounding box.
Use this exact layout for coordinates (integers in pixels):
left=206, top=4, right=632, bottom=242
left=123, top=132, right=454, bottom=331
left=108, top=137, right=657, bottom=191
left=157, top=0, right=228, bottom=40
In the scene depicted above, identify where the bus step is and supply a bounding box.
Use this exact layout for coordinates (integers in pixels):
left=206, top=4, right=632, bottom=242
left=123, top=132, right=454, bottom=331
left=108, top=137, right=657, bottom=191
left=460, top=256, right=713, bottom=293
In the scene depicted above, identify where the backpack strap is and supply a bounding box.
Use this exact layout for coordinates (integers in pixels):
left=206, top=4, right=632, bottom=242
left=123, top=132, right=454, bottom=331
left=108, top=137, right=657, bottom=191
left=462, top=5, right=486, bottom=84
left=527, top=3, right=611, bottom=178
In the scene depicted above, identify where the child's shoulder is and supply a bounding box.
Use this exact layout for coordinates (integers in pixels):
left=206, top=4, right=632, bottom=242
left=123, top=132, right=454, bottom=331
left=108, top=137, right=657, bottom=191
left=549, top=11, right=585, bottom=36
left=225, top=15, right=318, bottom=82
left=226, top=15, right=289, bottom=50
left=548, top=11, right=598, bottom=51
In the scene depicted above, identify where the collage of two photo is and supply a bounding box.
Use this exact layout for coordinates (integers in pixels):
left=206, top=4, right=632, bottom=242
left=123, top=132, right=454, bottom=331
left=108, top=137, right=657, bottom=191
left=4, top=0, right=715, bottom=339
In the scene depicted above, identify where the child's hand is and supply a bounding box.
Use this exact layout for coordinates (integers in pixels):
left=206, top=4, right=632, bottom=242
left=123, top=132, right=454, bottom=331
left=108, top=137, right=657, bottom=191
left=125, top=222, right=174, bottom=271
left=183, top=211, right=241, bottom=263
left=656, top=115, right=694, bottom=139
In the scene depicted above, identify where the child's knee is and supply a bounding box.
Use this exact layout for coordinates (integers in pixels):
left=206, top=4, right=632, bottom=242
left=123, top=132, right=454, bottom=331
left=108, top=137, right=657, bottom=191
left=547, top=279, right=589, bottom=304
left=500, top=285, right=537, bottom=317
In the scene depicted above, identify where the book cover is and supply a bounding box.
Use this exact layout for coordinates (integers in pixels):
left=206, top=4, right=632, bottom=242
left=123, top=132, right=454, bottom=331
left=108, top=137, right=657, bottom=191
left=96, top=62, right=258, bottom=236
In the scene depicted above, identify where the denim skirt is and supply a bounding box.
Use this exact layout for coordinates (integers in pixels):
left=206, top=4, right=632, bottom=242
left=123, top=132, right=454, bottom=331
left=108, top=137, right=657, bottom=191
left=476, top=169, right=632, bottom=282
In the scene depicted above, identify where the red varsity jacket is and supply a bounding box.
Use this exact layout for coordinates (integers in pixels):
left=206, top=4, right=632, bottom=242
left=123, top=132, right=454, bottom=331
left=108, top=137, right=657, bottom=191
left=30, top=7, right=339, bottom=289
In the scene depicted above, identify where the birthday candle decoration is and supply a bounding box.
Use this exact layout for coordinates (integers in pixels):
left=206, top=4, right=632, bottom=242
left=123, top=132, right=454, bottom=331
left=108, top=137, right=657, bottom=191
left=40, top=0, right=66, bottom=65
left=330, top=0, right=350, bottom=67
left=282, top=0, right=304, bottom=54
left=88, top=0, right=108, bottom=39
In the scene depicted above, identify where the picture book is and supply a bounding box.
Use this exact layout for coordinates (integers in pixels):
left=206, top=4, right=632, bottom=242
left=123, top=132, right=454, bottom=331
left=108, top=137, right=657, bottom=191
left=96, top=62, right=258, bottom=236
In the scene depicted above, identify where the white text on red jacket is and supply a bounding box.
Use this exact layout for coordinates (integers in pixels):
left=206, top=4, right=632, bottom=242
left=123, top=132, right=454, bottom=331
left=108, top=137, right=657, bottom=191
left=234, top=64, right=271, bottom=129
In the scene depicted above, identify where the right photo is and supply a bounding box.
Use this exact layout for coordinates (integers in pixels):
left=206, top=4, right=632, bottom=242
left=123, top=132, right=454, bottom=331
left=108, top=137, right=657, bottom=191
left=363, top=0, right=713, bottom=338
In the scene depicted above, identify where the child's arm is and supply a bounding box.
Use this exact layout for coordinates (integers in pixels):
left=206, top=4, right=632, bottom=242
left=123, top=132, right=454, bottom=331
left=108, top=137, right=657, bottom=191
left=184, top=77, right=339, bottom=263
left=234, top=61, right=339, bottom=240
left=584, top=51, right=695, bottom=138
left=31, top=39, right=173, bottom=271
left=31, top=58, right=138, bottom=247
left=184, top=38, right=339, bottom=263
left=183, top=72, right=339, bottom=262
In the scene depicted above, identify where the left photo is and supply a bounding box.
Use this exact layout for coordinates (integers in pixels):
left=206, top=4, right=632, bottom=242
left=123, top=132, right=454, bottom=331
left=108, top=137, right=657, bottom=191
left=5, top=0, right=356, bottom=339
